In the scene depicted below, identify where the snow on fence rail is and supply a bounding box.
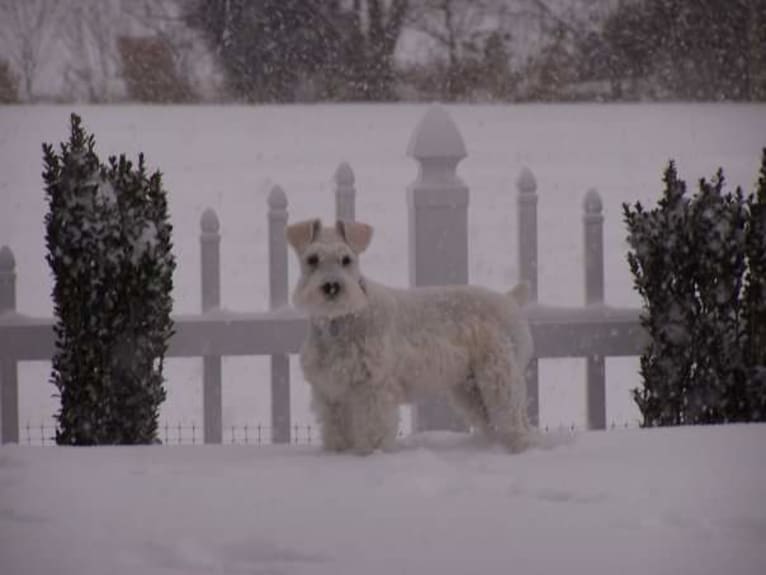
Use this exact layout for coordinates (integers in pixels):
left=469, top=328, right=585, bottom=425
left=0, top=104, right=648, bottom=445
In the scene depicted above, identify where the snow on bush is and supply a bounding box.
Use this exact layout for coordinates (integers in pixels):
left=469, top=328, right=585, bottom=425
left=744, top=150, right=766, bottom=413
left=43, top=113, right=175, bottom=445
left=624, top=151, right=766, bottom=426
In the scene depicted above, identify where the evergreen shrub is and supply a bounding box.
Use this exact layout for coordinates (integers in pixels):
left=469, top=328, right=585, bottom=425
left=624, top=151, right=766, bottom=425
left=44, top=114, right=175, bottom=444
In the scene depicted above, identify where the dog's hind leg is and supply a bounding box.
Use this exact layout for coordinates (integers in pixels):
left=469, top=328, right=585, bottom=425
left=447, top=376, right=493, bottom=437
left=473, top=345, right=530, bottom=453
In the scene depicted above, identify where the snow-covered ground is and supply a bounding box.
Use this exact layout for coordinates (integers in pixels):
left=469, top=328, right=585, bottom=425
left=2, top=424, right=765, bottom=575
left=2, top=104, right=765, bottom=574
left=1, top=103, right=765, bottom=433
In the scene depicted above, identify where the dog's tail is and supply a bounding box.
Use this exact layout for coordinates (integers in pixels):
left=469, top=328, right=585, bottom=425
left=507, top=281, right=530, bottom=306
left=505, top=281, right=534, bottom=372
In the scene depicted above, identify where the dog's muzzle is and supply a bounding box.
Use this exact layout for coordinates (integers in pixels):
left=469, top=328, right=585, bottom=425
left=321, top=281, right=342, bottom=300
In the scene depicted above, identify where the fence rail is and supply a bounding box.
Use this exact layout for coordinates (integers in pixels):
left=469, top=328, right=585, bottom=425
left=0, top=104, right=648, bottom=445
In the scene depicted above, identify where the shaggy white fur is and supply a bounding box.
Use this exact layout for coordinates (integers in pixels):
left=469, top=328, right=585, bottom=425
left=287, top=219, right=534, bottom=454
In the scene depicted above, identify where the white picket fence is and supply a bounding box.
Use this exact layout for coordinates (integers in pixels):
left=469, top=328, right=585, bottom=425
left=0, top=104, right=648, bottom=445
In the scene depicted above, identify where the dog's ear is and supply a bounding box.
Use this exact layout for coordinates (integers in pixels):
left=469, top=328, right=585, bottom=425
left=286, top=219, right=321, bottom=253
left=336, top=220, right=373, bottom=254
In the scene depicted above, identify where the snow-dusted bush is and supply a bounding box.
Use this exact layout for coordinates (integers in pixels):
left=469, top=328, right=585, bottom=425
left=624, top=152, right=766, bottom=426
left=744, top=151, right=766, bottom=412
left=43, top=114, right=175, bottom=444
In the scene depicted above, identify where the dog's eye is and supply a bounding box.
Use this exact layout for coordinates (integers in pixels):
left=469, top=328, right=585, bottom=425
left=341, top=255, right=353, bottom=267
left=306, top=254, right=319, bottom=268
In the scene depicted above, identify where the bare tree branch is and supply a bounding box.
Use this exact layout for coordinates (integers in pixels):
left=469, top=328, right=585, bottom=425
left=0, top=0, right=64, bottom=100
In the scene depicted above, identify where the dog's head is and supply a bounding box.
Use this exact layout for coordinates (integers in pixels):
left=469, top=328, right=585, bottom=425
left=286, top=219, right=372, bottom=318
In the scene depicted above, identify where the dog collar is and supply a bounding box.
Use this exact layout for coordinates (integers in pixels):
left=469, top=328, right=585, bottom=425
left=311, top=317, right=343, bottom=338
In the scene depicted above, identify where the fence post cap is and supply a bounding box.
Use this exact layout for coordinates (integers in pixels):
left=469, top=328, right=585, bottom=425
left=200, top=208, right=220, bottom=234
left=335, top=162, right=354, bottom=186
left=0, top=245, right=15, bottom=270
left=517, top=166, right=537, bottom=194
left=407, top=103, right=466, bottom=161
left=268, top=185, right=288, bottom=210
left=583, top=188, right=603, bottom=213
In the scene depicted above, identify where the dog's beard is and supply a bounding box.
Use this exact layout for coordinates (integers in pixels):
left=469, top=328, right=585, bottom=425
left=293, top=277, right=368, bottom=319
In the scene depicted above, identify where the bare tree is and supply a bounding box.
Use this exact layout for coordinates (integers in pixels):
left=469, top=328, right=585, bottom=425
left=61, top=0, right=123, bottom=102
left=0, top=57, right=19, bottom=102
left=184, top=0, right=408, bottom=101
left=118, top=35, right=191, bottom=102
left=407, top=0, right=513, bottom=98
left=405, top=0, right=611, bottom=101
left=0, top=0, right=63, bottom=100
left=124, top=0, right=224, bottom=101
left=409, top=0, right=506, bottom=67
left=358, top=0, right=410, bottom=99
left=58, top=0, right=220, bottom=103
left=295, top=0, right=411, bottom=100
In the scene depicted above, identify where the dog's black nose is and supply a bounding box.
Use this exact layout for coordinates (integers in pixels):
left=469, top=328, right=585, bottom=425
left=321, top=281, right=341, bottom=299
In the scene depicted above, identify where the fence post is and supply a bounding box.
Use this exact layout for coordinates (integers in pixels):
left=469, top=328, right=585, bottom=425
left=0, top=246, right=19, bottom=443
left=584, top=189, right=606, bottom=430
left=268, top=186, right=291, bottom=444
left=517, top=167, right=539, bottom=427
left=335, top=162, right=356, bottom=222
left=200, top=209, right=222, bottom=444
left=407, top=103, right=468, bottom=432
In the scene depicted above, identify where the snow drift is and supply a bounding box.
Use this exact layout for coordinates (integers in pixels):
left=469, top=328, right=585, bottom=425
left=1, top=424, right=765, bottom=575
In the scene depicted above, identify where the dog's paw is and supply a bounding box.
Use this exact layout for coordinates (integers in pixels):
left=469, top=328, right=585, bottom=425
left=320, top=433, right=352, bottom=453
left=322, top=443, right=350, bottom=453
left=497, top=430, right=532, bottom=454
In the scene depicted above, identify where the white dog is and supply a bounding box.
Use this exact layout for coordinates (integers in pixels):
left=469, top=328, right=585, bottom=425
left=287, top=219, right=534, bottom=454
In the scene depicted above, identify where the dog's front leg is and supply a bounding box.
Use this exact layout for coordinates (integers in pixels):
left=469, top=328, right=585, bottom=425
left=347, top=385, right=399, bottom=455
left=312, top=390, right=353, bottom=452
